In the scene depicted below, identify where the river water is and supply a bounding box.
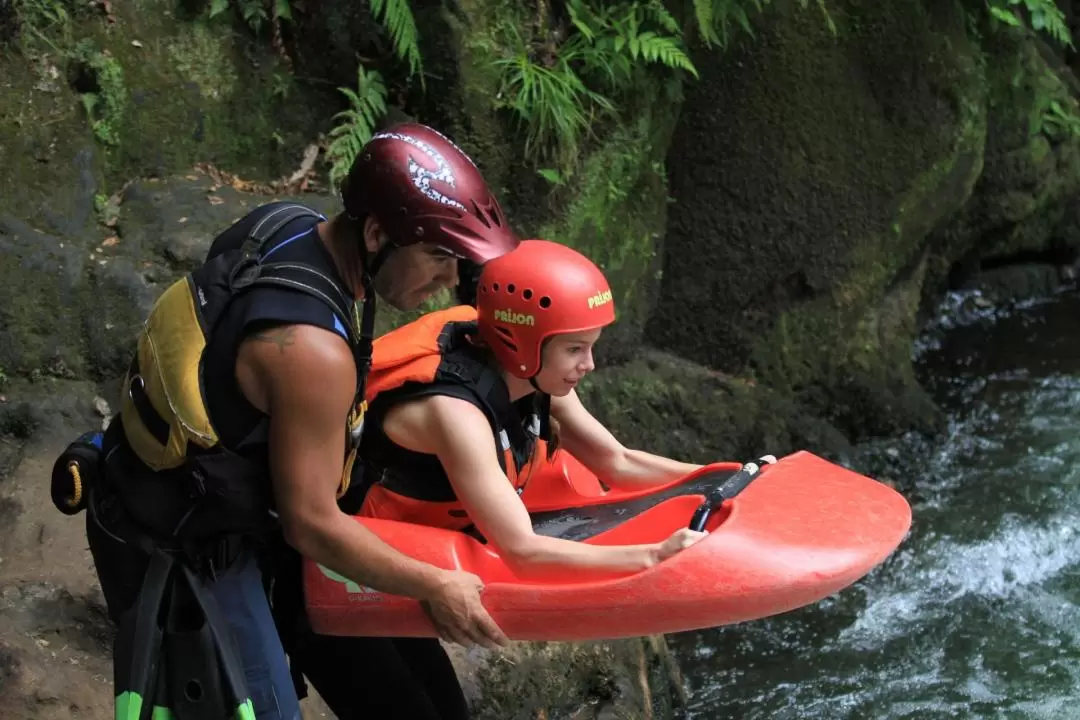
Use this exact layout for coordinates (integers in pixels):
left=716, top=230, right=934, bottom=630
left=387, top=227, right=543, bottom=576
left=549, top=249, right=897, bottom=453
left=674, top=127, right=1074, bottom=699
left=673, top=287, right=1080, bottom=719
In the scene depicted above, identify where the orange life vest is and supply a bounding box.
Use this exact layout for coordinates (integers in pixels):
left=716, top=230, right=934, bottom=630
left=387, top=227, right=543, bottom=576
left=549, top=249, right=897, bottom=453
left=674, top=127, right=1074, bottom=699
left=355, top=305, right=550, bottom=531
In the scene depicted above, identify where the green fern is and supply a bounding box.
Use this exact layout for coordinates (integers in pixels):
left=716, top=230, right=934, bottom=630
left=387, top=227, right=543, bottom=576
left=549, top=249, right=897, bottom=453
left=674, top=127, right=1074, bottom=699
left=692, top=0, right=719, bottom=46
left=987, top=0, right=1073, bottom=47
left=73, top=41, right=126, bottom=146
left=494, top=23, right=613, bottom=168
left=209, top=0, right=275, bottom=35
left=691, top=0, right=834, bottom=47
left=326, top=66, right=389, bottom=188
left=370, top=0, right=424, bottom=83
left=13, top=0, right=71, bottom=31
left=496, top=0, right=698, bottom=171
left=571, top=0, right=698, bottom=79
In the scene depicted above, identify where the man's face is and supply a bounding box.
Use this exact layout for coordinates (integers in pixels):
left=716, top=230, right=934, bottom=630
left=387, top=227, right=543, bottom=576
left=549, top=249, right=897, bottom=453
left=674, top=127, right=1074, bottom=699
left=363, top=218, right=460, bottom=310
left=374, top=241, right=460, bottom=310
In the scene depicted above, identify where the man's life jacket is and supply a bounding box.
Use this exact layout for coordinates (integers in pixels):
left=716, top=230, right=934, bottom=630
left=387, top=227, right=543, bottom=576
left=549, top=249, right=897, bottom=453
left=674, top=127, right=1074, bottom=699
left=110, top=203, right=373, bottom=542
left=46, top=203, right=383, bottom=720
left=353, top=305, right=551, bottom=531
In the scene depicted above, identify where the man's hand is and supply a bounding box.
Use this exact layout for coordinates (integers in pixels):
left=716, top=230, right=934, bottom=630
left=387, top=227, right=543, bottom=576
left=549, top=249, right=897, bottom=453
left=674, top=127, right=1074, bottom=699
left=420, top=570, right=509, bottom=649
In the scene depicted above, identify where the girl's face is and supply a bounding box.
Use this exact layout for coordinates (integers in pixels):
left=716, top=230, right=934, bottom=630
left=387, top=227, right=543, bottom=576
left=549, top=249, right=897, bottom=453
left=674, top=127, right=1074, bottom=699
left=534, top=328, right=603, bottom=396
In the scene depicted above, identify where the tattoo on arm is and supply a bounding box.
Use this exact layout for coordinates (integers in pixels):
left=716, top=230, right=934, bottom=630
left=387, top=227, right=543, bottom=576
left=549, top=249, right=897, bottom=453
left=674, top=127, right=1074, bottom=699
left=252, top=327, right=296, bottom=353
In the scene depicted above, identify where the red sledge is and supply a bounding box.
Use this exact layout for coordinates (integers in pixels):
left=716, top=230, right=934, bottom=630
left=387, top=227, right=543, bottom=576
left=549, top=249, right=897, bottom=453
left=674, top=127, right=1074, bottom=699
left=303, top=450, right=912, bottom=641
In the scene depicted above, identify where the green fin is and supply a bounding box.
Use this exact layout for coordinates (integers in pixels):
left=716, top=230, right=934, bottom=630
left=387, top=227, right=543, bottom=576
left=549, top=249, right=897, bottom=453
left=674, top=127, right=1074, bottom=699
left=115, top=691, right=143, bottom=720
left=235, top=698, right=256, bottom=720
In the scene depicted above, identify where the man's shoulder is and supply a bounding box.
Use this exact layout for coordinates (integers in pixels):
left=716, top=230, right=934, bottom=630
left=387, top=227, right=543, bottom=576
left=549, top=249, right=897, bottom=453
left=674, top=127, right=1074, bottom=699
left=206, top=201, right=326, bottom=261
left=240, top=322, right=358, bottom=410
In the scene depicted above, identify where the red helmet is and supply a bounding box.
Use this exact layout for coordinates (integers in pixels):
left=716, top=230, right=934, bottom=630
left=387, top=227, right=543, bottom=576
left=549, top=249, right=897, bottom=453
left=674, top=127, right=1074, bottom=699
left=341, top=122, right=520, bottom=264
left=476, top=240, right=616, bottom=378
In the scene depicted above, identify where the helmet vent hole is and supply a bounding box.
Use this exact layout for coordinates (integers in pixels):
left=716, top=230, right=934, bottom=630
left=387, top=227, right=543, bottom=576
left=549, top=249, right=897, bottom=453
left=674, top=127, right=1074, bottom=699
left=492, top=283, right=500, bottom=292
left=522, top=289, right=533, bottom=300
left=496, top=327, right=513, bottom=338
left=471, top=200, right=492, bottom=229
left=488, top=207, right=503, bottom=227
left=507, top=284, right=516, bottom=294
left=496, top=331, right=517, bottom=352
left=539, top=296, right=552, bottom=309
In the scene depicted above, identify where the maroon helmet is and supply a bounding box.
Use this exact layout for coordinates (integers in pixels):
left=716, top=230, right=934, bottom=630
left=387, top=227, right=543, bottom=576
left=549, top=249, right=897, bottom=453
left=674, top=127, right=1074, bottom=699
left=341, top=122, right=520, bottom=264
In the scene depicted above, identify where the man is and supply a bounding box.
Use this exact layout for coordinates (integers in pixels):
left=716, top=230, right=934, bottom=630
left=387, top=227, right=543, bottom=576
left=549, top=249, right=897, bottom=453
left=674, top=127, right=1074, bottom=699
left=84, top=123, right=519, bottom=720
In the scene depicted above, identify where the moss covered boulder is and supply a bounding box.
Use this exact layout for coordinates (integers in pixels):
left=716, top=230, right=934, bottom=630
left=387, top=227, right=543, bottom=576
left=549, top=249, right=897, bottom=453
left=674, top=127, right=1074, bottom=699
left=926, top=24, right=1080, bottom=304
left=647, top=0, right=987, bottom=440
left=461, top=635, right=689, bottom=720
left=0, top=0, right=335, bottom=207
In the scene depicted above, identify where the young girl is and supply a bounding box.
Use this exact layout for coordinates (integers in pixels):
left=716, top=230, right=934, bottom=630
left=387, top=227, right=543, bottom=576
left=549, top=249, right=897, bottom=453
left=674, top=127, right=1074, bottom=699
left=354, top=239, right=708, bottom=578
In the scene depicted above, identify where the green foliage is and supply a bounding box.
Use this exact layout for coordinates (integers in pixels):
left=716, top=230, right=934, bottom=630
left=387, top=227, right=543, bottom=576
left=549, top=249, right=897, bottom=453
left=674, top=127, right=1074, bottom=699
left=1040, top=98, right=1080, bottom=137
left=73, top=40, right=126, bottom=147
left=540, top=111, right=660, bottom=243
left=326, top=65, right=389, bottom=188
left=493, top=23, right=613, bottom=172
left=493, top=0, right=696, bottom=173
left=208, top=0, right=292, bottom=36
left=321, top=0, right=423, bottom=185
left=690, top=0, right=835, bottom=48
left=987, top=0, right=1072, bottom=47
left=7, top=0, right=82, bottom=50
left=1029, top=66, right=1080, bottom=139
left=370, top=0, right=424, bottom=83
left=12, top=0, right=70, bottom=32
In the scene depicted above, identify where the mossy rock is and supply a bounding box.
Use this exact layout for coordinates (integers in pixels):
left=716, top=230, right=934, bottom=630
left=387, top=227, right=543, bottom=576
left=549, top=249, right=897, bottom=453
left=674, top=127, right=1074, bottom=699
left=575, top=349, right=854, bottom=465
left=0, top=0, right=337, bottom=206
left=467, top=636, right=688, bottom=720
left=926, top=22, right=1080, bottom=302
left=647, top=0, right=983, bottom=439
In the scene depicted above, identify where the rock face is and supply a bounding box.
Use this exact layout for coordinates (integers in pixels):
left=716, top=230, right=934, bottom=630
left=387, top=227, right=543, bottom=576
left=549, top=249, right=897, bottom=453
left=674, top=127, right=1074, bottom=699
left=927, top=27, right=1080, bottom=305
left=643, top=0, right=1080, bottom=448
left=648, top=0, right=986, bottom=442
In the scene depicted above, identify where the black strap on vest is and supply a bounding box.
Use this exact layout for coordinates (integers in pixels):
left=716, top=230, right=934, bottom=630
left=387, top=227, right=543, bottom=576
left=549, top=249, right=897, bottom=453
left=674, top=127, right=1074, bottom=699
left=227, top=203, right=377, bottom=417
left=229, top=205, right=360, bottom=345
left=434, top=322, right=542, bottom=471
left=366, top=329, right=549, bottom=492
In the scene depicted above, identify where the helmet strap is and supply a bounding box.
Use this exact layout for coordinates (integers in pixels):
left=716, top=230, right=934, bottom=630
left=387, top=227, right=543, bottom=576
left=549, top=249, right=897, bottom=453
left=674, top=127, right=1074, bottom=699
left=351, top=219, right=395, bottom=409
left=366, top=241, right=397, bottom=278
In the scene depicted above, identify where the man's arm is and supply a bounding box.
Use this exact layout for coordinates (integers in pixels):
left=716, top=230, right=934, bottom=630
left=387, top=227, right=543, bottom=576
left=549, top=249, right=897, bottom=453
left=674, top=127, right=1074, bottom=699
left=236, top=324, right=508, bottom=647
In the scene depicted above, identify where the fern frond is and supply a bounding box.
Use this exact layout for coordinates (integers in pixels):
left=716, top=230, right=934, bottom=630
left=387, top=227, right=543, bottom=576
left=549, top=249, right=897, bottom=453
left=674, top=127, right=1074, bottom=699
left=635, top=34, right=699, bottom=78
left=370, top=0, right=424, bottom=82
left=492, top=0, right=700, bottom=172
left=987, top=0, right=1073, bottom=48
left=566, top=0, right=598, bottom=41
left=645, top=0, right=680, bottom=34
left=326, top=66, right=388, bottom=188
left=691, top=0, right=718, bottom=46
left=209, top=0, right=229, bottom=18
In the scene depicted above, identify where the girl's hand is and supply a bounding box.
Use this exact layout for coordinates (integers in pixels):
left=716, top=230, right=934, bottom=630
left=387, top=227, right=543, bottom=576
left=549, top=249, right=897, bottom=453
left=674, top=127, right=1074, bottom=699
left=655, top=528, right=708, bottom=564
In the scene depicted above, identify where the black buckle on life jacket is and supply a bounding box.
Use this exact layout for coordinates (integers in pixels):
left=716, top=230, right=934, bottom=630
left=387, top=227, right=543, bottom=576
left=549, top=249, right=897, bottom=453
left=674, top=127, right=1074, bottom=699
left=127, top=357, right=171, bottom=448
left=228, top=204, right=324, bottom=292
